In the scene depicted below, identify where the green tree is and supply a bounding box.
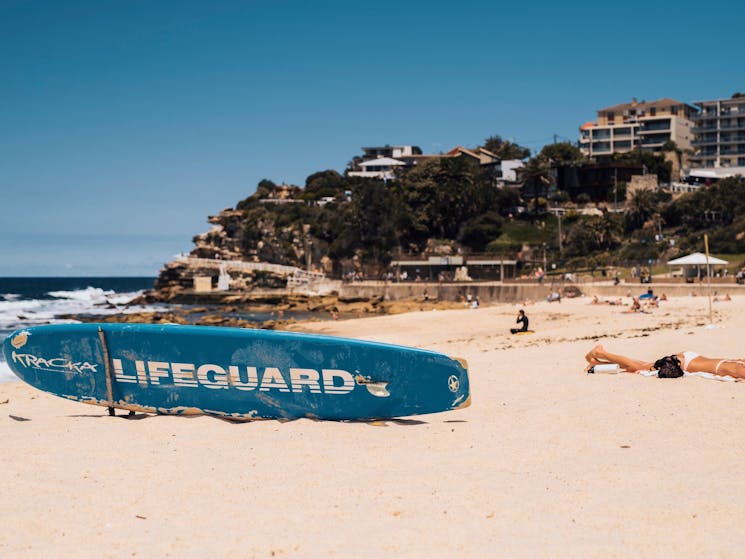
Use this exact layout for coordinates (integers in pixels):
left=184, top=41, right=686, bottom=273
left=519, top=156, right=552, bottom=201
left=663, top=177, right=745, bottom=252
left=538, top=142, right=584, bottom=165
left=302, top=170, right=346, bottom=200
left=459, top=212, right=504, bottom=251
left=393, top=157, right=497, bottom=248
left=564, top=213, right=623, bottom=257
left=481, top=135, right=530, bottom=160
left=614, top=148, right=672, bottom=183
left=625, top=189, right=660, bottom=231
left=329, top=180, right=399, bottom=270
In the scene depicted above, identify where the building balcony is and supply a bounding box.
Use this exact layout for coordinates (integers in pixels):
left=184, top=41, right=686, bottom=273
left=719, top=123, right=745, bottom=132
left=639, top=126, right=671, bottom=134
left=692, top=139, right=719, bottom=147
left=720, top=136, right=745, bottom=144
left=639, top=139, right=667, bottom=148
left=692, top=126, right=719, bottom=133
left=719, top=108, right=745, bottom=116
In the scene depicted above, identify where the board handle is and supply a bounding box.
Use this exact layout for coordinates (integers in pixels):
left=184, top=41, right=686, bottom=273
left=355, top=375, right=391, bottom=397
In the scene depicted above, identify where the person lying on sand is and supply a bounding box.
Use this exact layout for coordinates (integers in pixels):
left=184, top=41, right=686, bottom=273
left=585, top=344, right=745, bottom=379
left=622, top=297, right=646, bottom=313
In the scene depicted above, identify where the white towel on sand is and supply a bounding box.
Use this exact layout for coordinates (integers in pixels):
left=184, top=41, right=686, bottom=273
left=638, top=370, right=738, bottom=382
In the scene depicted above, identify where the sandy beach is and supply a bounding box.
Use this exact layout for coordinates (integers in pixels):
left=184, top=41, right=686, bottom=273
left=3, top=293, right=745, bottom=557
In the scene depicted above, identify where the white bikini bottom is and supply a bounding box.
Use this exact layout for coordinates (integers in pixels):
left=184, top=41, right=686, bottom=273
left=682, top=351, right=699, bottom=372
left=683, top=351, right=744, bottom=375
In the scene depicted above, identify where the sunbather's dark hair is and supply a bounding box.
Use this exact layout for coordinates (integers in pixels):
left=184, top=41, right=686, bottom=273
left=654, top=355, right=685, bottom=379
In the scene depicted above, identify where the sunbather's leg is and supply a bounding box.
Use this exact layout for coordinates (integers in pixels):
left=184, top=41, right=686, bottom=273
left=586, top=344, right=652, bottom=372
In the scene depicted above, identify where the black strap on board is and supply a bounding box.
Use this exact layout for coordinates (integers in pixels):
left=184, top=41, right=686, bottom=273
left=97, top=327, right=116, bottom=416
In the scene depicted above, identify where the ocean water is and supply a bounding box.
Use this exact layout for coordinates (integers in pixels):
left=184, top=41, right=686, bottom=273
left=0, top=277, right=156, bottom=382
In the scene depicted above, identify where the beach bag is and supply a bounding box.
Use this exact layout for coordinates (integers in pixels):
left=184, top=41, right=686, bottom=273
left=654, top=355, right=685, bottom=378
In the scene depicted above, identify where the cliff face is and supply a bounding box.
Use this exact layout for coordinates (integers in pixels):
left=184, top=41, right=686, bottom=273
left=190, top=206, right=313, bottom=266
left=190, top=209, right=246, bottom=261
left=150, top=203, right=325, bottom=301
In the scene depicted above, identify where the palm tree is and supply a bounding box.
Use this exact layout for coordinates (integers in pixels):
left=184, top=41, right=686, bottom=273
left=625, top=189, right=658, bottom=231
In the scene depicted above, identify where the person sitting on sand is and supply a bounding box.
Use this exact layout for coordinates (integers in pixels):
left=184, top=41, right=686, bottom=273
left=510, top=309, right=529, bottom=334
left=629, top=297, right=641, bottom=312
left=584, top=344, right=745, bottom=379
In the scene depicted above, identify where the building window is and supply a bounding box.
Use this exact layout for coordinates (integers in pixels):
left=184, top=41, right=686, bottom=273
left=650, top=107, right=657, bottom=117
left=671, top=106, right=678, bottom=115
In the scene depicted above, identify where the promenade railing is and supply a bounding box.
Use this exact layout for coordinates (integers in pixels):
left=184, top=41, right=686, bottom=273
left=176, top=256, right=325, bottom=285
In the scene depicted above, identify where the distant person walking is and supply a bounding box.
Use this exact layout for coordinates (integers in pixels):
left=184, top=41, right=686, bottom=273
left=510, top=309, right=529, bottom=334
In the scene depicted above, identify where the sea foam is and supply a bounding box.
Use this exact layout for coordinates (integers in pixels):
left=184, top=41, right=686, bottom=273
left=0, top=360, right=18, bottom=382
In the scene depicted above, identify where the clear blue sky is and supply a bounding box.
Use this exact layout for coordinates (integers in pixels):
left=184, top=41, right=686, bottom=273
left=1, top=0, right=743, bottom=276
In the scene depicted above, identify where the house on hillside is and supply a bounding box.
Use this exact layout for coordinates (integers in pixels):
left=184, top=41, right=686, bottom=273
left=347, top=157, right=408, bottom=180
left=360, top=145, right=422, bottom=160
left=346, top=143, right=522, bottom=183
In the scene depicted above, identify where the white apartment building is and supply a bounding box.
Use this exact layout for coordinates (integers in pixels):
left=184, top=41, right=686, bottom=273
left=579, top=98, right=697, bottom=158
left=690, top=96, right=745, bottom=168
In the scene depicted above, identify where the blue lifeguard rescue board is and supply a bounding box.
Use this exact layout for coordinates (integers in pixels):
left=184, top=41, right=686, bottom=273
left=3, top=324, right=470, bottom=420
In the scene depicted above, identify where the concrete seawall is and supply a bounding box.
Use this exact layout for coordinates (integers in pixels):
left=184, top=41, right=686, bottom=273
left=339, top=281, right=745, bottom=303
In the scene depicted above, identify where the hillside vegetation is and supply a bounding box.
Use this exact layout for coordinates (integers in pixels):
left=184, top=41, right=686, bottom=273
left=227, top=160, right=745, bottom=276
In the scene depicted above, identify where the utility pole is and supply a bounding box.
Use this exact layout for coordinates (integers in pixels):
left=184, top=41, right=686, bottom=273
left=549, top=208, right=563, bottom=255
left=542, top=243, right=547, bottom=271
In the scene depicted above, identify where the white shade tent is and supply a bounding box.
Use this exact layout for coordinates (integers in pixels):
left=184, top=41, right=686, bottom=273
left=667, top=252, right=728, bottom=278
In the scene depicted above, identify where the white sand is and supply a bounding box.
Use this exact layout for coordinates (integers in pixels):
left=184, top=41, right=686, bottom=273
left=2, top=295, right=745, bottom=557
